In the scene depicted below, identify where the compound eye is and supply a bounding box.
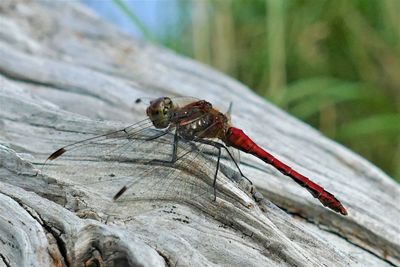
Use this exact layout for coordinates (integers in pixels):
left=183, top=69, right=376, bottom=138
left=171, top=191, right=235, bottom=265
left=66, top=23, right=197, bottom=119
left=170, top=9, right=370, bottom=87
left=164, top=97, right=171, bottom=104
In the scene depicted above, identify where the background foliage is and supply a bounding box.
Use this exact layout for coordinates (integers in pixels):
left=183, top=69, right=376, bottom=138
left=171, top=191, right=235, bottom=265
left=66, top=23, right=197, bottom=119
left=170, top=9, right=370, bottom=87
left=114, top=0, right=400, bottom=181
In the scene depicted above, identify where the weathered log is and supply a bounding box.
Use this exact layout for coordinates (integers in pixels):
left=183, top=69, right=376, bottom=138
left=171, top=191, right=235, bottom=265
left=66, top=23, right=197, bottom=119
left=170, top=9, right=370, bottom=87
left=0, top=1, right=399, bottom=266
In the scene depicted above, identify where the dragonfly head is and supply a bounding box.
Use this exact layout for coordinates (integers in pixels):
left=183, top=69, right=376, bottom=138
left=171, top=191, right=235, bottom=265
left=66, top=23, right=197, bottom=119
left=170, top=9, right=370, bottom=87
left=146, top=97, right=175, bottom=128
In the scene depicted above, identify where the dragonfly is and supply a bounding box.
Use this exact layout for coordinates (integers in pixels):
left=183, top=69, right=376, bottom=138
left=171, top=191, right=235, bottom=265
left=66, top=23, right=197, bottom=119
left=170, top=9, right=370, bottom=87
left=44, top=96, right=347, bottom=216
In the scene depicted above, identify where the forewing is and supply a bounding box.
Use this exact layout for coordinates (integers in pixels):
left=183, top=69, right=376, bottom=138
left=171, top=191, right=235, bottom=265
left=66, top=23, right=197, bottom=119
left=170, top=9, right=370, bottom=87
left=41, top=118, right=176, bottom=196
left=109, top=136, right=251, bottom=208
left=42, top=113, right=252, bottom=210
left=108, top=118, right=253, bottom=206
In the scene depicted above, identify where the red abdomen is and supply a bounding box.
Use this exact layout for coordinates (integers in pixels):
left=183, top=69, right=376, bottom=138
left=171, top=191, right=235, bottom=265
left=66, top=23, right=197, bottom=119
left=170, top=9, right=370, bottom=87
left=224, top=127, right=347, bottom=215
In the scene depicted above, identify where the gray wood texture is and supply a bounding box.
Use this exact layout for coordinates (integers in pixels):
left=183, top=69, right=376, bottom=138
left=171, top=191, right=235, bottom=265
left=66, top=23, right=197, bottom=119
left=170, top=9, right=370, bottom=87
left=0, top=1, right=399, bottom=266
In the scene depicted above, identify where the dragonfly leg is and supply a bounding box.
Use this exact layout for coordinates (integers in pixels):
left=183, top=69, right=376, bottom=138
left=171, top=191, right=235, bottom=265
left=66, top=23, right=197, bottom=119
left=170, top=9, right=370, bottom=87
left=148, top=130, right=179, bottom=165
left=171, top=130, right=178, bottom=163
left=194, top=139, right=253, bottom=185
left=113, top=131, right=179, bottom=201
left=220, top=145, right=253, bottom=185
left=213, top=146, right=221, bottom=200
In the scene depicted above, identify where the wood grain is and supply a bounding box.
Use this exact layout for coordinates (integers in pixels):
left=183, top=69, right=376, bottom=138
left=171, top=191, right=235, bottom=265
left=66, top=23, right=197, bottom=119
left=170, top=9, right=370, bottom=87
left=0, top=1, right=399, bottom=266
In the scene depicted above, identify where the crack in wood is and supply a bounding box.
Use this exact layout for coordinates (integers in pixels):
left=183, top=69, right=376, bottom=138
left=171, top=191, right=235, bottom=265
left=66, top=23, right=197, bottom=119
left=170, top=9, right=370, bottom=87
left=154, top=249, right=171, bottom=267
left=284, top=208, right=398, bottom=266
left=0, top=253, right=11, bottom=267
left=9, top=197, right=70, bottom=267
left=0, top=54, right=115, bottom=105
left=1, top=0, right=399, bottom=265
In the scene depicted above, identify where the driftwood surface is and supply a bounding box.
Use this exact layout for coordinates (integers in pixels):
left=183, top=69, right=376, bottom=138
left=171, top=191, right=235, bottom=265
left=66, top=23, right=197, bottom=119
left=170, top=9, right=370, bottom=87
left=0, top=1, right=399, bottom=266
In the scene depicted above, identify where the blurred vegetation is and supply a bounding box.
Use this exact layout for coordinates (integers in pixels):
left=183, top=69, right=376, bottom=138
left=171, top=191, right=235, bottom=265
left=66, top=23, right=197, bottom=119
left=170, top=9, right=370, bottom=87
left=115, top=0, right=400, bottom=181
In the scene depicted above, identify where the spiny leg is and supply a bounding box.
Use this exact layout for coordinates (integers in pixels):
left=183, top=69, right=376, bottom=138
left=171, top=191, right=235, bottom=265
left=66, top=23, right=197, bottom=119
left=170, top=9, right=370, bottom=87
left=194, top=139, right=253, bottom=184
left=113, top=130, right=179, bottom=200
left=220, top=144, right=252, bottom=184
left=212, top=145, right=222, bottom=200
left=147, top=130, right=179, bottom=165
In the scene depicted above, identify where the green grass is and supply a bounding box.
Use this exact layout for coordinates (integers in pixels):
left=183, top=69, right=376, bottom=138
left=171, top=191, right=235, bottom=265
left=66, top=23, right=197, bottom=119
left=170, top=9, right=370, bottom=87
left=115, top=0, right=400, bottom=182
left=112, top=0, right=154, bottom=41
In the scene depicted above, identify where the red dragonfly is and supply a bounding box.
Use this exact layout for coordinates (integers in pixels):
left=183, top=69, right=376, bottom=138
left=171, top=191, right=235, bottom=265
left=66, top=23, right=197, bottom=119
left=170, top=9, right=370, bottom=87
left=46, top=97, right=347, bottom=215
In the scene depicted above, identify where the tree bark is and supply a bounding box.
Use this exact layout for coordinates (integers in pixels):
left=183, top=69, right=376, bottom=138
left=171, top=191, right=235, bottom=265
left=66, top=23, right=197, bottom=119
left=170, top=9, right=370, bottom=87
left=0, top=1, right=399, bottom=266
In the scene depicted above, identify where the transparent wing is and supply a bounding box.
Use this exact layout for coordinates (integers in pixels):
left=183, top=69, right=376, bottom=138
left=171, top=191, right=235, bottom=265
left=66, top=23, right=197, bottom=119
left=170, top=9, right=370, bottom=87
left=106, top=134, right=252, bottom=208
left=41, top=114, right=253, bottom=213
left=105, top=120, right=253, bottom=207
left=41, top=117, right=177, bottom=193
left=44, top=118, right=158, bottom=160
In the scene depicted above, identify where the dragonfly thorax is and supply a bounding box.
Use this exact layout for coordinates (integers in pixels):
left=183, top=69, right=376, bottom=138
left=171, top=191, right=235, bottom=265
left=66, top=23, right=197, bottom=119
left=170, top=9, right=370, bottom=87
left=177, top=114, right=216, bottom=140
left=147, top=97, right=230, bottom=140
